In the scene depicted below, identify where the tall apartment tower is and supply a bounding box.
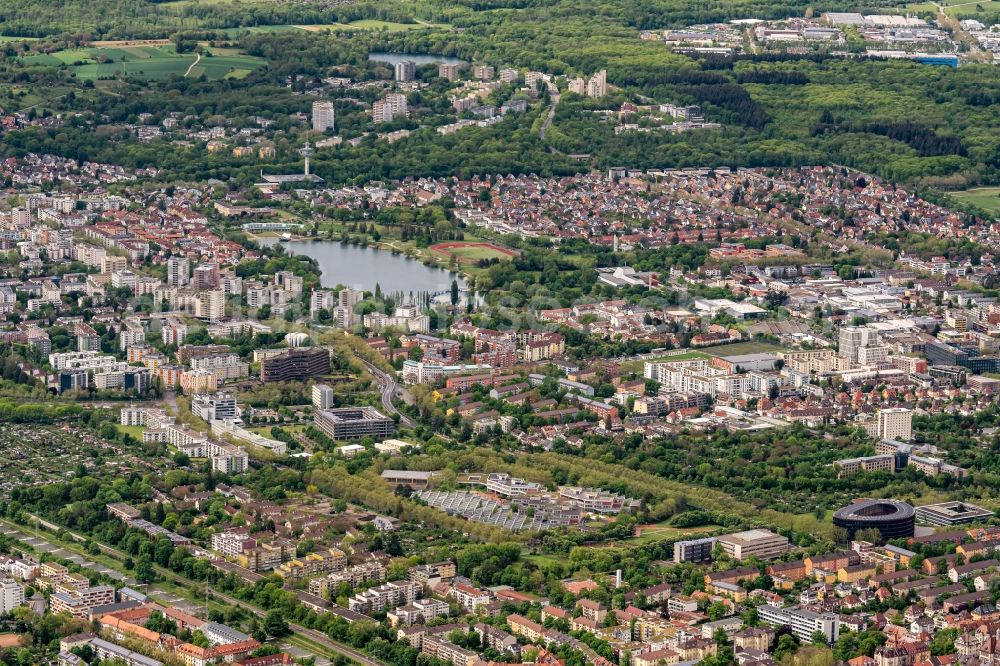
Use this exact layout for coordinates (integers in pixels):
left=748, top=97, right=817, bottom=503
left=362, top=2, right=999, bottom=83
left=438, top=63, right=460, bottom=81
left=195, top=290, right=226, bottom=323
left=339, top=288, right=364, bottom=309
left=167, top=256, right=190, bottom=287
left=395, top=60, right=416, bottom=82
left=312, top=101, right=335, bottom=132
left=372, top=100, right=392, bottom=123
left=193, top=263, right=220, bottom=290
left=386, top=93, right=408, bottom=117
left=586, top=69, right=607, bottom=98
left=334, top=288, right=364, bottom=329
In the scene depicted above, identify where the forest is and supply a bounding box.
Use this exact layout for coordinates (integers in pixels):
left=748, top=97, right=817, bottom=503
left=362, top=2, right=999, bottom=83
left=2, top=0, right=1000, bottom=190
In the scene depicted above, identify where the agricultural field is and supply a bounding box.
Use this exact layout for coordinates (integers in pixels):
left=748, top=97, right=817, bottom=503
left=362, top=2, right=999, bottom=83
left=950, top=186, right=1000, bottom=214
left=321, top=19, right=448, bottom=31
left=941, top=0, right=1000, bottom=15
left=0, top=84, right=73, bottom=113
left=904, top=0, right=1000, bottom=16
left=221, top=20, right=450, bottom=34
left=428, top=241, right=519, bottom=265
left=21, top=44, right=265, bottom=81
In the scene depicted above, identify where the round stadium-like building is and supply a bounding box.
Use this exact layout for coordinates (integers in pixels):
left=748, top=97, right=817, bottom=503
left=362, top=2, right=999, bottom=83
left=833, top=499, right=915, bottom=542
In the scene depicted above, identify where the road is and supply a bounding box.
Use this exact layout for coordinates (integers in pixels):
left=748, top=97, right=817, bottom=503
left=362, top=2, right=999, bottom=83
left=360, top=359, right=415, bottom=427
left=184, top=52, right=202, bottom=77
left=539, top=77, right=561, bottom=141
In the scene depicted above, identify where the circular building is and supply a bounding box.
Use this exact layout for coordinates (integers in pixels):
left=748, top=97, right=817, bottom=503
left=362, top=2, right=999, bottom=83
left=833, top=499, right=915, bottom=542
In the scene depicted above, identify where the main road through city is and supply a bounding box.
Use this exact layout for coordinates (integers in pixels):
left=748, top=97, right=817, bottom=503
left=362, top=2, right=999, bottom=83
left=360, top=359, right=416, bottom=427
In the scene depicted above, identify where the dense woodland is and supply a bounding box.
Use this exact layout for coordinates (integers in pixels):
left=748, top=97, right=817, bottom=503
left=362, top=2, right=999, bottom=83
left=0, top=0, right=999, bottom=189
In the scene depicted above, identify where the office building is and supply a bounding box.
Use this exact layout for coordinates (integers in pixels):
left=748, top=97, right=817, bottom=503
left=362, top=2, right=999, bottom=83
left=834, top=454, right=895, bottom=477
left=395, top=60, right=416, bottom=81
left=674, top=536, right=717, bottom=563
left=915, top=501, right=994, bottom=526
left=312, top=101, right=335, bottom=132
left=876, top=408, right=912, bottom=442
left=192, top=392, right=238, bottom=422
left=717, top=529, right=789, bottom=560
left=833, top=499, right=915, bottom=542
left=260, top=347, right=330, bottom=382
left=312, top=384, right=335, bottom=410
left=315, top=406, right=395, bottom=440
left=838, top=326, right=872, bottom=364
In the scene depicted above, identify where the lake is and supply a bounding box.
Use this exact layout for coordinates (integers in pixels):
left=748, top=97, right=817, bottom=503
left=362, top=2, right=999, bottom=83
left=259, top=238, right=465, bottom=298
left=368, top=52, right=467, bottom=66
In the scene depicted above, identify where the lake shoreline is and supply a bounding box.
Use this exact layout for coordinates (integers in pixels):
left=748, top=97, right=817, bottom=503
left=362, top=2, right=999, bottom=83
left=254, top=235, right=471, bottom=295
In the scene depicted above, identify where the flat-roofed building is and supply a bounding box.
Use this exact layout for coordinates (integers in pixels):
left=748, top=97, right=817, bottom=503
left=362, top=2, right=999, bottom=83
left=261, top=347, right=330, bottom=382
left=834, top=454, right=895, bottom=477
left=758, top=605, right=839, bottom=644
left=915, top=501, right=994, bottom=526
left=316, top=406, right=395, bottom=440
left=674, top=536, right=717, bottom=563
left=718, top=529, right=789, bottom=560
left=381, top=470, right=436, bottom=490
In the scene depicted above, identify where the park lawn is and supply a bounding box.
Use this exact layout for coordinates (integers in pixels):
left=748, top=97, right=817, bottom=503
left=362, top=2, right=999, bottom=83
left=623, top=523, right=720, bottom=545
left=523, top=553, right=566, bottom=569
left=702, top=341, right=786, bottom=356
left=116, top=425, right=145, bottom=439
left=951, top=186, right=1000, bottom=215
left=619, top=350, right=710, bottom=374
